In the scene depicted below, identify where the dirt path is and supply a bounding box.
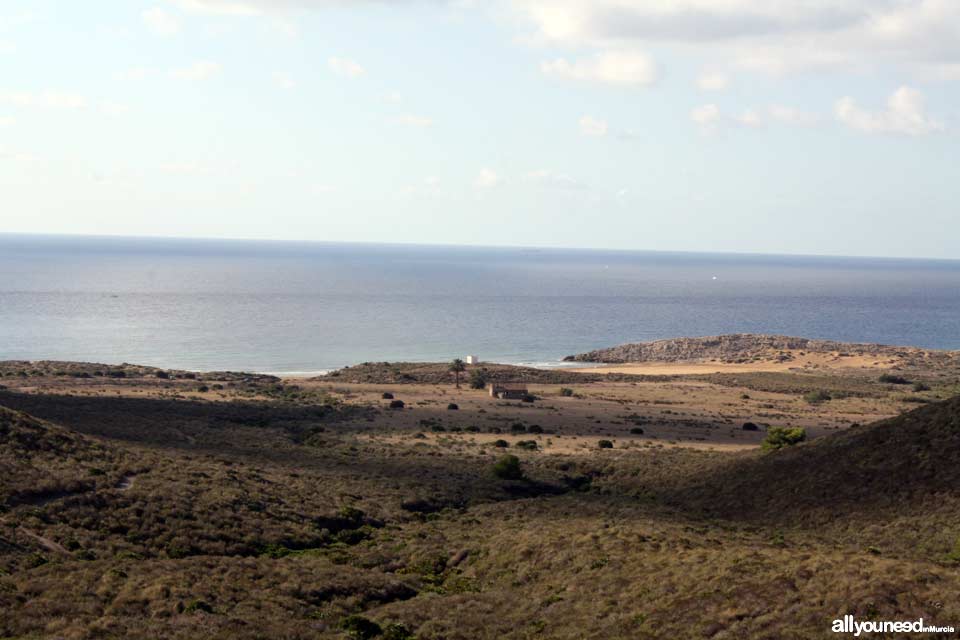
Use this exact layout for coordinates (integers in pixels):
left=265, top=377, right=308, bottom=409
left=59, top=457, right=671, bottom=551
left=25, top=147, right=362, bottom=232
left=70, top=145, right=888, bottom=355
left=0, top=517, right=69, bottom=555
left=17, top=526, right=69, bottom=555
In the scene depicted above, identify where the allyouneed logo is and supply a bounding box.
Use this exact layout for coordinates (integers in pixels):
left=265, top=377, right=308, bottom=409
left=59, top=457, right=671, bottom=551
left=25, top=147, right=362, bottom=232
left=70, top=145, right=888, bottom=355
left=832, top=615, right=955, bottom=636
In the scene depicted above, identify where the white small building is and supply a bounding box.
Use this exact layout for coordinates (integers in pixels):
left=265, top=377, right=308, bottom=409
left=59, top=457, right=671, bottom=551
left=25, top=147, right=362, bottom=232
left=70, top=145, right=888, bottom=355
left=465, top=355, right=479, bottom=365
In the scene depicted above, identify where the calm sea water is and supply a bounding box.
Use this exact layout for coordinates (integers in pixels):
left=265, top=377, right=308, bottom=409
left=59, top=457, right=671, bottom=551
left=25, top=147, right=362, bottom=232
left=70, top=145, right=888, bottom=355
left=1, top=234, right=959, bottom=374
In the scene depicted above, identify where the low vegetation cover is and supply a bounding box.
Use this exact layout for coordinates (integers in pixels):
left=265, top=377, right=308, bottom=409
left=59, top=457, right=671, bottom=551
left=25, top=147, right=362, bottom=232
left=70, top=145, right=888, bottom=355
left=803, top=389, right=832, bottom=404
left=879, top=373, right=911, bottom=385
left=1, top=359, right=960, bottom=639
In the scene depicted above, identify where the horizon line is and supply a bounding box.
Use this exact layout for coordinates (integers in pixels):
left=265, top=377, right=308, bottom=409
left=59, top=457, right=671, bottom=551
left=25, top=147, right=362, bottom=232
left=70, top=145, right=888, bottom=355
left=1, top=230, right=957, bottom=264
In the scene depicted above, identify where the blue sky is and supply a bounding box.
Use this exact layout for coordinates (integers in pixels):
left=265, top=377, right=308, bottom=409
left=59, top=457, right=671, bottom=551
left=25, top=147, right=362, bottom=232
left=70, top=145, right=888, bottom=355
left=1, top=0, right=958, bottom=258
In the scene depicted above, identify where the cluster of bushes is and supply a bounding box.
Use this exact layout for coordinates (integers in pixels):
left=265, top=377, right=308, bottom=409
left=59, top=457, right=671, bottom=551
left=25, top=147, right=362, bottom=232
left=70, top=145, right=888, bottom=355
left=762, top=426, right=807, bottom=451
left=490, top=439, right=541, bottom=451
left=803, top=390, right=832, bottom=404
left=508, top=423, right=545, bottom=434
left=879, top=373, right=911, bottom=385
left=340, top=616, right=414, bottom=640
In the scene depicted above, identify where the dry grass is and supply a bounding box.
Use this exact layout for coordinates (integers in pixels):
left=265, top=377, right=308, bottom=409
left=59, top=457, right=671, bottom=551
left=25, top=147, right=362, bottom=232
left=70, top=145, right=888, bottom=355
left=2, top=362, right=960, bottom=639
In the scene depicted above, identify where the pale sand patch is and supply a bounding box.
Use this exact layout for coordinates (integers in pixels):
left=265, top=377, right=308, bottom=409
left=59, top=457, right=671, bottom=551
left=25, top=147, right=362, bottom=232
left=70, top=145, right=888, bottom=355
left=567, top=351, right=897, bottom=376
left=362, top=432, right=756, bottom=454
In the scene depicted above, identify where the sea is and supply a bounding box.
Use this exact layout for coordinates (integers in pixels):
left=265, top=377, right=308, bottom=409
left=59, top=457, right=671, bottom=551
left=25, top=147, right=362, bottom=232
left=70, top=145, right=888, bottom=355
left=1, top=233, right=959, bottom=375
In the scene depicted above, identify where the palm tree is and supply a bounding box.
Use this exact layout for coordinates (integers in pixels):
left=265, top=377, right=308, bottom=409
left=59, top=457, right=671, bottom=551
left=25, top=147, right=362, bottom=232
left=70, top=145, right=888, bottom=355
left=449, top=358, right=466, bottom=389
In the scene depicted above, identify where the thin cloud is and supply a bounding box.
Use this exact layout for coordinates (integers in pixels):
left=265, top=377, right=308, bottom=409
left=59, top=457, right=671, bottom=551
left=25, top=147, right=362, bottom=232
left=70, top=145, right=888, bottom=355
left=170, top=61, right=222, bottom=81
left=541, top=51, right=656, bottom=87
left=525, top=169, right=588, bottom=190
left=0, top=90, right=87, bottom=110
left=512, top=0, right=960, bottom=80
left=272, top=71, right=296, bottom=90
left=395, top=114, right=433, bottom=128
left=697, top=70, right=729, bottom=91
left=691, top=104, right=721, bottom=132
left=692, top=104, right=820, bottom=132
left=475, top=168, right=500, bottom=189
left=836, top=86, right=944, bottom=136
left=328, top=56, right=365, bottom=78
left=168, top=0, right=262, bottom=16
left=579, top=115, right=608, bottom=137
left=143, top=7, right=180, bottom=36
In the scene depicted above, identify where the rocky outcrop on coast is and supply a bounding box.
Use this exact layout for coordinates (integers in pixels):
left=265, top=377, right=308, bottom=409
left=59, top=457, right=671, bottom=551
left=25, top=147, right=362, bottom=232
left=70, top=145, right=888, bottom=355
left=564, top=334, right=951, bottom=364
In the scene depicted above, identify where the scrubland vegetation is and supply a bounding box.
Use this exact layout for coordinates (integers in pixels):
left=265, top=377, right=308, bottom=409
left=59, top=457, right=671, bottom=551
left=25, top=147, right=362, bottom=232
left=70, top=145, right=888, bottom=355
left=2, top=357, right=960, bottom=639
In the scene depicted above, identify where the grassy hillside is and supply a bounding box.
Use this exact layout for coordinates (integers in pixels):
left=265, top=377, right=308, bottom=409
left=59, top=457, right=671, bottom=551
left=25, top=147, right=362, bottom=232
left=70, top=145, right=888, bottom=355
left=2, top=379, right=960, bottom=639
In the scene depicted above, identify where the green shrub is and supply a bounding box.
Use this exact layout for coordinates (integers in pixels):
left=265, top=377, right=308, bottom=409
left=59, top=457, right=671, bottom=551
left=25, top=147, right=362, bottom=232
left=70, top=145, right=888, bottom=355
left=912, top=381, right=931, bottom=392
left=340, top=615, right=382, bottom=640
left=597, top=440, right=614, bottom=449
left=946, top=537, right=960, bottom=565
left=803, top=390, right=831, bottom=404
left=446, top=403, right=459, bottom=411
left=338, top=506, right=365, bottom=522
left=492, top=454, right=523, bottom=480
left=629, top=427, right=644, bottom=435
left=25, top=553, right=48, bottom=568
left=509, top=423, right=527, bottom=433
left=493, top=439, right=509, bottom=448
left=468, top=370, right=488, bottom=390
left=527, top=424, right=543, bottom=434
left=514, top=440, right=538, bottom=451
left=184, top=599, right=214, bottom=614
left=762, top=426, right=807, bottom=451
left=389, top=400, right=405, bottom=410
left=560, top=387, right=574, bottom=397
left=879, top=373, right=911, bottom=385
left=383, top=623, right=415, bottom=640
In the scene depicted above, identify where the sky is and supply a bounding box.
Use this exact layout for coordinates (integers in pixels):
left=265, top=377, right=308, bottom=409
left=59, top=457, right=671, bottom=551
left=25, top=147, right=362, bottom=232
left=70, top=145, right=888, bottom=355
left=0, top=0, right=958, bottom=259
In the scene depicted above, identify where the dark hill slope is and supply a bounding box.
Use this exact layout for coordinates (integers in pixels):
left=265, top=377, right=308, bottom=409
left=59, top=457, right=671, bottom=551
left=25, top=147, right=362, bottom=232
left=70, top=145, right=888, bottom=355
left=0, top=406, right=132, bottom=507
left=659, top=395, right=960, bottom=559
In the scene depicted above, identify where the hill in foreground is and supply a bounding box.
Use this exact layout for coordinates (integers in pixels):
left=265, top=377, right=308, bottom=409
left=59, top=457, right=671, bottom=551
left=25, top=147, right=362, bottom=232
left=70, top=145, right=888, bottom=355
left=2, top=375, right=960, bottom=638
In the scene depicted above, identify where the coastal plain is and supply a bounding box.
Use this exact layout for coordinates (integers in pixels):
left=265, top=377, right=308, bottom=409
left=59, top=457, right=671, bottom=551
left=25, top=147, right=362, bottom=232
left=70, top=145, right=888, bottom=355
left=2, top=335, right=960, bottom=639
